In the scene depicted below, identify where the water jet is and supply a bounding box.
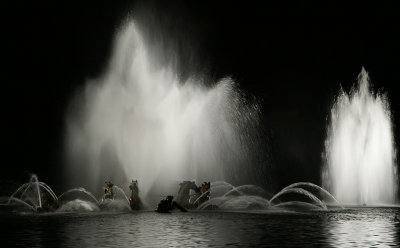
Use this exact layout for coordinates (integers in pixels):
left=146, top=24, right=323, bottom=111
left=322, top=68, right=397, bottom=205
left=65, top=20, right=260, bottom=202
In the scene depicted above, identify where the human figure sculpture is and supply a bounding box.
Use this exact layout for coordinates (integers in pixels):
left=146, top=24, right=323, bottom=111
left=103, top=181, right=114, bottom=200
left=155, top=195, right=187, bottom=213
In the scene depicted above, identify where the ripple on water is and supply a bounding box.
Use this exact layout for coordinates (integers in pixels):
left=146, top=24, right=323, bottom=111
left=1, top=207, right=399, bottom=247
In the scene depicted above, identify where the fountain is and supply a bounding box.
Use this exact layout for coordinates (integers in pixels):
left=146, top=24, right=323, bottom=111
left=270, top=187, right=327, bottom=209
left=197, top=181, right=270, bottom=210
left=0, top=172, right=339, bottom=213
left=1, top=18, right=347, bottom=214
left=57, top=188, right=100, bottom=212
left=0, top=174, right=138, bottom=212
left=57, top=199, right=99, bottom=212
left=58, top=188, right=99, bottom=205
left=322, top=68, right=397, bottom=205
left=99, top=185, right=131, bottom=211
left=65, top=19, right=260, bottom=200
left=196, top=181, right=337, bottom=211
left=277, top=182, right=341, bottom=205
left=6, top=174, right=58, bottom=211
left=267, top=182, right=342, bottom=210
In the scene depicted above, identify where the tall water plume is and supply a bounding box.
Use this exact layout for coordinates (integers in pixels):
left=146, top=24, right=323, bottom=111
left=323, top=68, right=397, bottom=205
left=65, top=20, right=260, bottom=198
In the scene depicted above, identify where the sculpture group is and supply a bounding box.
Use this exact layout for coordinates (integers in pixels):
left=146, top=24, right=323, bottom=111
left=2, top=174, right=341, bottom=213
left=155, top=181, right=211, bottom=213
left=100, top=179, right=211, bottom=212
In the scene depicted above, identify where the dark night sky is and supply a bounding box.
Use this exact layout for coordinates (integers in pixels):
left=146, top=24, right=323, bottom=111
left=2, top=1, right=400, bottom=194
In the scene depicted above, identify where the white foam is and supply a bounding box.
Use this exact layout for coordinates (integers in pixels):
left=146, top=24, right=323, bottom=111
left=323, top=68, right=397, bottom=205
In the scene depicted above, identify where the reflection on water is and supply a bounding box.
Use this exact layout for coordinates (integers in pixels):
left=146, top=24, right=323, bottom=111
left=2, top=208, right=399, bottom=247
left=325, top=208, right=399, bottom=247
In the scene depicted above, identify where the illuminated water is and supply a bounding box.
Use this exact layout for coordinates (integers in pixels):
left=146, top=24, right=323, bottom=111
left=65, top=20, right=260, bottom=199
left=323, top=68, right=397, bottom=205
left=2, top=208, right=399, bottom=247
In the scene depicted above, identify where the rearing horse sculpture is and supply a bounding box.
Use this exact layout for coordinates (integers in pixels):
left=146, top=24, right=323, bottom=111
left=129, top=180, right=142, bottom=210
left=176, top=181, right=210, bottom=209
left=176, top=181, right=199, bottom=208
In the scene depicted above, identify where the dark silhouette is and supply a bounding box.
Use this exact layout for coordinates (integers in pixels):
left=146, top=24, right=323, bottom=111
left=129, top=180, right=142, bottom=210
left=155, top=195, right=187, bottom=213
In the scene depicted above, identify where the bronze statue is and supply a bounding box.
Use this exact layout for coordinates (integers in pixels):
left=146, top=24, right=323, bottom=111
left=176, top=181, right=211, bottom=209
left=129, top=180, right=142, bottom=210
left=155, top=195, right=187, bottom=213
left=103, top=181, right=114, bottom=200
left=176, top=181, right=199, bottom=207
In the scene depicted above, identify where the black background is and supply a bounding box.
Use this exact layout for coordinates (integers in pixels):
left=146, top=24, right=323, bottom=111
left=2, top=1, right=400, bottom=194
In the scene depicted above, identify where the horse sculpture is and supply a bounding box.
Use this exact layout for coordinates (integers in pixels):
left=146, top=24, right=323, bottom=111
left=129, top=180, right=142, bottom=210
left=176, top=181, right=199, bottom=208
left=194, top=182, right=211, bottom=207
left=176, top=181, right=211, bottom=209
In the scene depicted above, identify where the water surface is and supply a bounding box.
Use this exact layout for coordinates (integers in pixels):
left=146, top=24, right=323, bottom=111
left=2, top=207, right=399, bottom=247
